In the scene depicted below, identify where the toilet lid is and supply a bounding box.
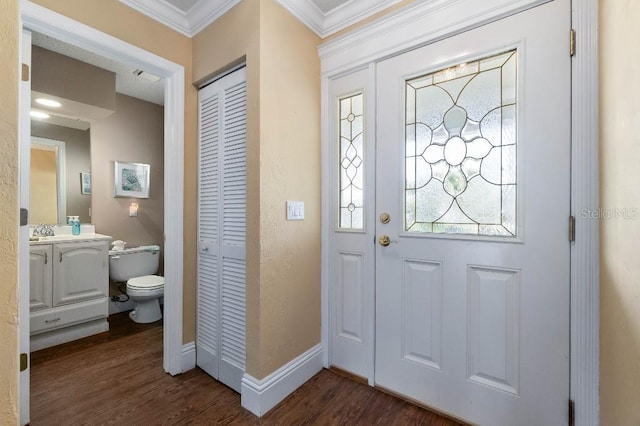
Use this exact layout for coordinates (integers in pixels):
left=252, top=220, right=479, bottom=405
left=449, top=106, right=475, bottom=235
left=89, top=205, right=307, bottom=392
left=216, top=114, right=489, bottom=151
left=127, top=275, right=164, bottom=290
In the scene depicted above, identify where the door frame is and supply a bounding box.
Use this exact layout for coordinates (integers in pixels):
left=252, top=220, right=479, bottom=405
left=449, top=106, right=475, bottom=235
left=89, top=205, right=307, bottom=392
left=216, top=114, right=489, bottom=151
left=19, top=0, right=185, bottom=382
left=319, top=0, right=599, bottom=424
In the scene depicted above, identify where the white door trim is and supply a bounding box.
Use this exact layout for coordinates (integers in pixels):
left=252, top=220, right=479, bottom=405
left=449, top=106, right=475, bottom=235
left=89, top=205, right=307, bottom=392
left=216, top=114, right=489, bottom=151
left=18, top=27, right=32, bottom=426
left=570, top=1, right=599, bottom=422
left=319, top=0, right=599, bottom=424
left=19, top=0, right=185, bottom=380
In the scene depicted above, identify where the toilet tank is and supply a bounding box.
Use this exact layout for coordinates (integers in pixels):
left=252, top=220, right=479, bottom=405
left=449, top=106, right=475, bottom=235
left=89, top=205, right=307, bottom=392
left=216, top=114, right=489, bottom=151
left=109, top=245, right=160, bottom=282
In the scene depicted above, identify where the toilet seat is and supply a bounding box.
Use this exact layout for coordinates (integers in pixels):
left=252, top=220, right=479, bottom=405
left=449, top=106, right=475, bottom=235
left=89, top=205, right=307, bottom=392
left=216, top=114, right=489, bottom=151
left=127, top=275, right=164, bottom=291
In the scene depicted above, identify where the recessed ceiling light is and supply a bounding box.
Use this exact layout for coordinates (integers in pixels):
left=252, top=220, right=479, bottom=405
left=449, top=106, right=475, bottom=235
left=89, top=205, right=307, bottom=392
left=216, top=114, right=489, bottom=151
left=30, top=111, right=50, bottom=119
left=35, top=98, right=62, bottom=108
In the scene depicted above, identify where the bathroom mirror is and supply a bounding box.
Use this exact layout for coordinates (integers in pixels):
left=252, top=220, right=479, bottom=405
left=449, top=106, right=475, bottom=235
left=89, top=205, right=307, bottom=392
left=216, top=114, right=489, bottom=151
left=30, top=122, right=91, bottom=225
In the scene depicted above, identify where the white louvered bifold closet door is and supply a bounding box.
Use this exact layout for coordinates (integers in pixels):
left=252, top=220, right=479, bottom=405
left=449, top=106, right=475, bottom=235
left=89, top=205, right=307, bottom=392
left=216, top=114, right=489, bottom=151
left=197, top=67, right=247, bottom=393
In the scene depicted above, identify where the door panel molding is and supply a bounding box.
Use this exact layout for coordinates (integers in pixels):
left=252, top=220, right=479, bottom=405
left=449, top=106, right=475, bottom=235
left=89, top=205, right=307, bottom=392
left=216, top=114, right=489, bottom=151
left=320, top=0, right=599, bottom=424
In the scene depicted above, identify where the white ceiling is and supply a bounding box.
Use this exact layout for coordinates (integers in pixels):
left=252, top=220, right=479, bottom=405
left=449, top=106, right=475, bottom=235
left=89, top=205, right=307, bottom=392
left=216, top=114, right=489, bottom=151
left=119, top=0, right=403, bottom=38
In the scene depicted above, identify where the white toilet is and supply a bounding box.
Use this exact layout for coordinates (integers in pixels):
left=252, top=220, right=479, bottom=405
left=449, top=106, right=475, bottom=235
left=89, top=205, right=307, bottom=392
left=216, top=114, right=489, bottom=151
left=108, top=245, right=164, bottom=324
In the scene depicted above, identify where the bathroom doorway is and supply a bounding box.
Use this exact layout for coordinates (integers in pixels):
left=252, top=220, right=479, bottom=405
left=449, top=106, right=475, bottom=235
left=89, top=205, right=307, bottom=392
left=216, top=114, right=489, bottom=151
left=19, top=5, right=186, bottom=423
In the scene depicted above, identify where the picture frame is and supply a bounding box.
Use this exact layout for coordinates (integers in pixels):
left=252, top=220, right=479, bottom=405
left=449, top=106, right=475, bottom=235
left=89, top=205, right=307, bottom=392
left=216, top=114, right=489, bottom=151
left=114, top=161, right=150, bottom=198
left=80, top=172, right=91, bottom=194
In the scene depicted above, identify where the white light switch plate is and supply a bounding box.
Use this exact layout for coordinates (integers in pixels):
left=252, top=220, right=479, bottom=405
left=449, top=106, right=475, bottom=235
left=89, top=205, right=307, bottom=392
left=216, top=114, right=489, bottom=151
left=286, top=201, right=304, bottom=220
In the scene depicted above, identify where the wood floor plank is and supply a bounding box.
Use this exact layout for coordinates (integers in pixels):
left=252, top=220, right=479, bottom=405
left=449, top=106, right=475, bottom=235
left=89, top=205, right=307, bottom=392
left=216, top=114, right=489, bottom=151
left=30, top=313, right=463, bottom=425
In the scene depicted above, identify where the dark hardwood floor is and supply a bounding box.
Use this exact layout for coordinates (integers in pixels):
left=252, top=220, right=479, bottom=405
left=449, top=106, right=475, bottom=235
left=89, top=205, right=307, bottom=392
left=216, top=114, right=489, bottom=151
left=30, top=313, right=462, bottom=425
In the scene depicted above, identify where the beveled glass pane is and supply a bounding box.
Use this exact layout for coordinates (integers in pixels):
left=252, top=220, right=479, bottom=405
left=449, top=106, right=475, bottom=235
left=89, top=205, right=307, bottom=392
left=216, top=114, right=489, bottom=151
left=416, top=124, right=432, bottom=155
left=406, top=86, right=416, bottom=123
left=480, top=108, right=502, bottom=146
left=405, top=49, right=518, bottom=236
left=457, top=68, right=501, bottom=121
left=502, top=53, right=517, bottom=104
left=437, top=75, right=474, bottom=102
left=433, top=62, right=479, bottom=84
left=416, top=86, right=454, bottom=128
left=339, top=92, right=365, bottom=230
left=415, top=180, right=452, bottom=223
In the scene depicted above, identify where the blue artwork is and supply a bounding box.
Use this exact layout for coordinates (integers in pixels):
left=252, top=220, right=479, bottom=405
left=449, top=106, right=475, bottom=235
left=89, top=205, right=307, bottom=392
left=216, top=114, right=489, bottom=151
left=122, top=168, right=142, bottom=192
left=114, top=161, right=150, bottom=198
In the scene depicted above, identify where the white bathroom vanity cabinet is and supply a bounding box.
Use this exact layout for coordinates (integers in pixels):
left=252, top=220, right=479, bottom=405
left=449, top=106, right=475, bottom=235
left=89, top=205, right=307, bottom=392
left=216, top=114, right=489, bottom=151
left=29, top=234, right=111, bottom=351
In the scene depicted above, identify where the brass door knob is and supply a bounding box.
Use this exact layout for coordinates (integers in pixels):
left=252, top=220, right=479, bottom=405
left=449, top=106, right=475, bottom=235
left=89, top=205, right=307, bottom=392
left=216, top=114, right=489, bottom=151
left=380, top=213, right=391, bottom=224
left=379, top=235, right=391, bottom=246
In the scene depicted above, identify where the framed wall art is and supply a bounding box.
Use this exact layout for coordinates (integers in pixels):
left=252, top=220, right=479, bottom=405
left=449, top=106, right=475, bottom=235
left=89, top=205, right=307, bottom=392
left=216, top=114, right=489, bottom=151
left=80, top=172, right=91, bottom=194
left=114, top=161, right=150, bottom=198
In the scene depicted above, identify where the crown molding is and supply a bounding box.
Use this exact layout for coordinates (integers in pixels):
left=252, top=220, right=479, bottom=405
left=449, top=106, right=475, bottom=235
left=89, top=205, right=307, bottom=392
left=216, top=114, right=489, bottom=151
left=120, top=0, right=402, bottom=39
left=119, top=0, right=241, bottom=37
left=323, top=0, right=403, bottom=36
left=120, top=0, right=190, bottom=36
left=276, top=0, right=403, bottom=38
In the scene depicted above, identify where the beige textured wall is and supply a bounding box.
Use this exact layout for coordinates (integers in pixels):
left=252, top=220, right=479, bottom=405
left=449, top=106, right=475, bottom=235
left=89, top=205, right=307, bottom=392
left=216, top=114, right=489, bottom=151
left=91, top=94, right=164, bottom=251
left=31, top=122, right=91, bottom=223
left=192, top=0, right=263, bottom=376
left=29, top=148, right=58, bottom=224
left=600, top=1, right=640, bottom=424
left=0, top=0, right=19, bottom=422
left=256, top=0, right=321, bottom=378
left=193, top=0, right=321, bottom=379
left=31, top=0, right=198, bottom=343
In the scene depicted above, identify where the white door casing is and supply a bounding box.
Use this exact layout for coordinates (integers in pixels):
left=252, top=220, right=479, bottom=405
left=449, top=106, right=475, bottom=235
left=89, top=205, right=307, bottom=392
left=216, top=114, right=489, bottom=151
left=18, top=27, right=32, bottom=426
left=196, top=67, right=247, bottom=393
left=375, top=1, right=570, bottom=424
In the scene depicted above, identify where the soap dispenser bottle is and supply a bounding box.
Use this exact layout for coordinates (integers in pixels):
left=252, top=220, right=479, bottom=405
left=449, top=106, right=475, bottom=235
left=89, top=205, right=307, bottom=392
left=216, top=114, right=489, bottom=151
left=71, top=216, right=81, bottom=236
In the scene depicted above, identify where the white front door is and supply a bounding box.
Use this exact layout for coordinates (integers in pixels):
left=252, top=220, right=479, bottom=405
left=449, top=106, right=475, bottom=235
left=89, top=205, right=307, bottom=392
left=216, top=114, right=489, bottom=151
left=375, top=1, right=570, bottom=424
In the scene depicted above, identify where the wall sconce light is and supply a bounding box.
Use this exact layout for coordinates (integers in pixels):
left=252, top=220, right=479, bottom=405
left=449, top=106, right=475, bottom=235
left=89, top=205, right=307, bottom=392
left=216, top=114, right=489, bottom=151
left=129, top=202, right=139, bottom=217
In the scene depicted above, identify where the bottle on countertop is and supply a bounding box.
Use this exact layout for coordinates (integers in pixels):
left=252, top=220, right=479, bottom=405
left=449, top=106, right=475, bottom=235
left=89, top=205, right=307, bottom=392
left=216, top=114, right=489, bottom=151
left=70, top=216, right=81, bottom=236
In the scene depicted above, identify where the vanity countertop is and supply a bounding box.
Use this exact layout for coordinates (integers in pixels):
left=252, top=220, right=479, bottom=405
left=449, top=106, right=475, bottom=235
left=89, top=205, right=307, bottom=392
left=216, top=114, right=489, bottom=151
left=29, top=233, right=112, bottom=245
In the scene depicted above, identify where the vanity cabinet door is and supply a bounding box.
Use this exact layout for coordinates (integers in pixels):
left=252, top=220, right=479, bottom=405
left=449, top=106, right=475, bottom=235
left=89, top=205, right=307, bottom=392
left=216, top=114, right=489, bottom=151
left=30, top=245, right=53, bottom=311
left=53, top=241, right=108, bottom=306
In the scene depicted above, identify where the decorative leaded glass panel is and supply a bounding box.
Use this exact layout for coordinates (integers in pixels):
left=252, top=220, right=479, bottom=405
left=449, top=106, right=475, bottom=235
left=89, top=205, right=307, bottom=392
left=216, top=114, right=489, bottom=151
left=405, top=50, right=517, bottom=236
left=339, top=93, right=364, bottom=229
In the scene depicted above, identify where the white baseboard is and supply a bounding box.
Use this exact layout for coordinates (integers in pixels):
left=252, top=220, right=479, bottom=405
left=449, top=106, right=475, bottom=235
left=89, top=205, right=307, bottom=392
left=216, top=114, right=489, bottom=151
left=241, top=343, right=323, bottom=417
left=181, top=341, right=196, bottom=372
